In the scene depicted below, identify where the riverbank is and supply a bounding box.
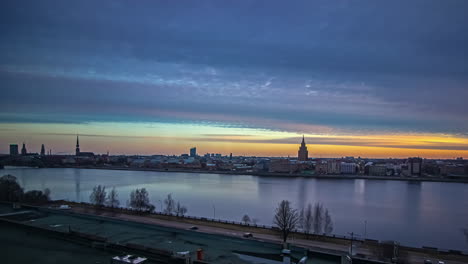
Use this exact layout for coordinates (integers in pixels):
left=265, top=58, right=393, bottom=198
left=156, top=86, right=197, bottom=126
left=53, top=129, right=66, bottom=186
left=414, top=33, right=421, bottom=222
left=43, top=201, right=468, bottom=264
left=60, top=165, right=468, bottom=184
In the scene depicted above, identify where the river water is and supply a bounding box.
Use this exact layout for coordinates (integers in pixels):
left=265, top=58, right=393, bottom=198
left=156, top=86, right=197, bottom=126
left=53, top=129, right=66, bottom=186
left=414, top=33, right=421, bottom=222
left=1, top=167, right=467, bottom=251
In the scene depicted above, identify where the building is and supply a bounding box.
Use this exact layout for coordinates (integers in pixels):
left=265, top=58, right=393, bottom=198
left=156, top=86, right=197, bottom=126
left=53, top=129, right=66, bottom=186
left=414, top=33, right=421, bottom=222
left=21, top=143, right=27, bottom=155
left=9, top=144, right=19, bottom=155
left=75, top=135, right=95, bottom=157
left=327, top=160, right=341, bottom=174
left=368, top=165, right=387, bottom=176
left=341, top=162, right=357, bottom=174
left=297, top=136, right=309, bottom=161
left=315, top=161, right=328, bottom=175
left=269, top=159, right=295, bottom=173
left=407, top=157, right=422, bottom=176
left=190, top=147, right=197, bottom=157
left=40, top=144, right=46, bottom=156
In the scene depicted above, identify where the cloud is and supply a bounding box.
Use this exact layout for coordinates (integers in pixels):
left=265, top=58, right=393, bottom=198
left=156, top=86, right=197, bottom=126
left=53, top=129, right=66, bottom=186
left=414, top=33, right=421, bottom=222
left=0, top=0, right=467, bottom=137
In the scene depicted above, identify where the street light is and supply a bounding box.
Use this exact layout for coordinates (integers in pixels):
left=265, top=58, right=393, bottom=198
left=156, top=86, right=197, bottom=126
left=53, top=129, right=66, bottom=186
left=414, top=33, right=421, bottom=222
left=212, top=204, right=216, bottom=219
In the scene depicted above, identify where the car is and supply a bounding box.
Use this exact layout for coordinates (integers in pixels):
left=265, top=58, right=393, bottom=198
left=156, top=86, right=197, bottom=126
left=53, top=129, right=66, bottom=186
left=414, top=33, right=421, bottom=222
left=438, top=261, right=444, bottom=264
left=243, top=232, right=253, bottom=238
left=189, top=226, right=198, bottom=230
left=424, top=260, right=432, bottom=264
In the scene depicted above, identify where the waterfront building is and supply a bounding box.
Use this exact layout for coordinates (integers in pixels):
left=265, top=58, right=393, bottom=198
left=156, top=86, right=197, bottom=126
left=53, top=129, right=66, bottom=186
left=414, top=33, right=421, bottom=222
left=9, top=144, right=19, bottom=155
left=408, top=157, right=422, bottom=176
left=269, top=159, right=298, bottom=173
left=21, top=142, right=27, bottom=155
left=315, top=161, right=328, bottom=175
left=297, top=136, right=309, bottom=161
left=341, top=162, right=357, bottom=174
left=190, top=147, right=197, bottom=157
left=327, top=160, right=341, bottom=174
left=368, top=165, right=387, bottom=176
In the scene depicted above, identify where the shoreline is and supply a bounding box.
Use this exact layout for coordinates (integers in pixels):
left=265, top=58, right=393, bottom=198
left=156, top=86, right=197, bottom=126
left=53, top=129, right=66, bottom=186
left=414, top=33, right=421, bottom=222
left=16, top=165, right=468, bottom=184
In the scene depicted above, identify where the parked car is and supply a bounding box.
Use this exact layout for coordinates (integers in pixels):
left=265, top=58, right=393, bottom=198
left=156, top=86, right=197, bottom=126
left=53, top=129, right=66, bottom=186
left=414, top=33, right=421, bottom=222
left=189, top=226, right=198, bottom=230
left=424, top=260, right=432, bottom=264
left=243, top=232, right=253, bottom=238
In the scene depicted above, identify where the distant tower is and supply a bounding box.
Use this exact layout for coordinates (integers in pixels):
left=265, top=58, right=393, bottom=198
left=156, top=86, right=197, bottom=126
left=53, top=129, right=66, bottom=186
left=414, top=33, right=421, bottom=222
left=40, top=144, right=46, bottom=156
left=21, top=142, right=27, bottom=155
left=75, top=135, right=80, bottom=156
left=298, top=135, right=309, bottom=161
left=190, top=147, right=197, bottom=157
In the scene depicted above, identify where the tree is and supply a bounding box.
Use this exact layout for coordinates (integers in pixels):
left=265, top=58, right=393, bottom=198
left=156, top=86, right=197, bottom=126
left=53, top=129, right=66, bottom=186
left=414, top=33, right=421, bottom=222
left=0, top=174, right=23, bottom=202
left=242, top=214, right=251, bottom=224
left=106, top=187, right=120, bottom=208
left=300, top=203, right=314, bottom=236
left=312, top=202, right=324, bottom=234
left=324, top=209, right=334, bottom=235
left=164, top=193, right=175, bottom=214
left=273, top=200, right=299, bottom=243
left=174, top=201, right=187, bottom=216
left=252, top=218, right=259, bottom=225
left=89, top=185, right=107, bottom=207
left=129, top=188, right=154, bottom=212
left=23, top=190, right=50, bottom=204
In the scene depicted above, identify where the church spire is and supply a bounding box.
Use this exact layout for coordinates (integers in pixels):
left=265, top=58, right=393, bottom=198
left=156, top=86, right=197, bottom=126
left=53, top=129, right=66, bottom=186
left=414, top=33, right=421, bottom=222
left=75, top=135, right=80, bottom=156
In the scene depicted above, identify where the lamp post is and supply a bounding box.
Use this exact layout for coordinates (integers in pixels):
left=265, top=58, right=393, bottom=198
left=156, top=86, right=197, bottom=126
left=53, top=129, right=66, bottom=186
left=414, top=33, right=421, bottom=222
left=212, top=204, right=216, bottom=219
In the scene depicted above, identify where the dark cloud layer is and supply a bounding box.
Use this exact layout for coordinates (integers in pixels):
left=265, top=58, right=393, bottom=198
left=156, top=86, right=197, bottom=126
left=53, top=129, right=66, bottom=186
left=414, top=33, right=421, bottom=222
left=1, top=0, right=467, bottom=134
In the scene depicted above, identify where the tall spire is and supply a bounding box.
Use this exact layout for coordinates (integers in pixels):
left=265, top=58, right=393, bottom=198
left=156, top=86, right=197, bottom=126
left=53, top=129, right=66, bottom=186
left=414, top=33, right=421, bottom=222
left=75, top=135, right=80, bottom=156
left=298, top=136, right=308, bottom=161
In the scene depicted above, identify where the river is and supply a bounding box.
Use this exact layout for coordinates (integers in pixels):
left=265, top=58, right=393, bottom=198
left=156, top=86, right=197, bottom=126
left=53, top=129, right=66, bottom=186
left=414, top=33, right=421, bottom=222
left=1, top=166, right=467, bottom=251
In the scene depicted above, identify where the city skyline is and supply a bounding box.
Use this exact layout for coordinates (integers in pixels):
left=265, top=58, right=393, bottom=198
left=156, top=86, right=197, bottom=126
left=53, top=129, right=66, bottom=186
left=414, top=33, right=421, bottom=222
left=1, top=1, right=468, bottom=158
left=4, top=132, right=468, bottom=159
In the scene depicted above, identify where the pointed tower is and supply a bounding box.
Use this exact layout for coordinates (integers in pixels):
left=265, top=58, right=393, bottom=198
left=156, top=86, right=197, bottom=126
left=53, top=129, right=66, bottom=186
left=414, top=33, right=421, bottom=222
left=21, top=142, right=27, bottom=155
left=41, top=144, right=45, bottom=156
left=298, top=135, right=309, bottom=161
left=75, top=135, right=80, bottom=156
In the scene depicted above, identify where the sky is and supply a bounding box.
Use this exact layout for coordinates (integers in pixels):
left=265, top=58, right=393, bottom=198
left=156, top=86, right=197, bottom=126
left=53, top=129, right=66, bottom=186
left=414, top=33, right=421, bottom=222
left=1, top=0, right=468, bottom=158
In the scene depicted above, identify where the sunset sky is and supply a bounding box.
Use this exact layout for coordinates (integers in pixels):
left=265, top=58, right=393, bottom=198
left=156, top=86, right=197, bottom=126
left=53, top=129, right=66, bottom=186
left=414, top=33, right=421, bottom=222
left=1, top=0, right=468, bottom=158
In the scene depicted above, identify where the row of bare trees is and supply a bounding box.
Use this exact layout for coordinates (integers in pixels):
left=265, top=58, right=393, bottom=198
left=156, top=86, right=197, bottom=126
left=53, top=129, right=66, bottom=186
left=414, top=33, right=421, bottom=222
left=273, top=200, right=334, bottom=242
left=89, top=186, right=187, bottom=215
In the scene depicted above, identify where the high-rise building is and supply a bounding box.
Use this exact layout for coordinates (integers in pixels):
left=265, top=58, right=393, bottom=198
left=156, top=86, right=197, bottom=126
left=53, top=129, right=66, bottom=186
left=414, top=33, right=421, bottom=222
left=21, top=143, right=27, bottom=155
left=40, top=144, right=46, bottom=156
left=190, top=147, right=197, bottom=157
left=297, top=136, right=308, bottom=161
left=9, top=144, right=19, bottom=155
left=76, top=135, right=80, bottom=156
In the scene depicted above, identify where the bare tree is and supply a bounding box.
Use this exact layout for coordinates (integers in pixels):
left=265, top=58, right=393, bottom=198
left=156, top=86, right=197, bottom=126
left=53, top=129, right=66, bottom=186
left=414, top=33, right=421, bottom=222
left=242, top=214, right=251, bottom=224
left=300, top=203, right=314, bottom=236
left=273, top=200, right=299, bottom=243
left=174, top=201, right=188, bottom=216
left=164, top=193, right=176, bottom=214
left=106, top=187, right=120, bottom=208
left=90, top=185, right=107, bottom=207
left=312, top=202, right=324, bottom=234
left=324, top=209, right=334, bottom=235
left=129, top=188, right=154, bottom=212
